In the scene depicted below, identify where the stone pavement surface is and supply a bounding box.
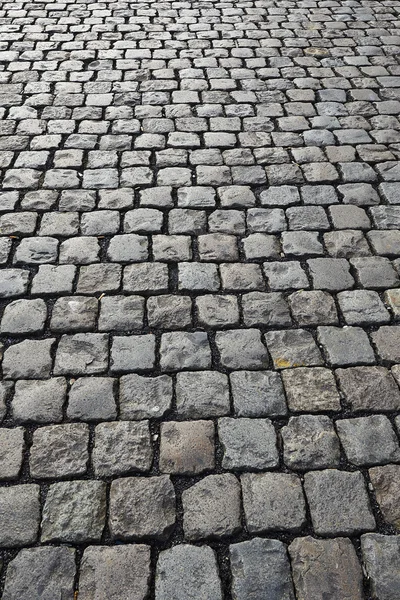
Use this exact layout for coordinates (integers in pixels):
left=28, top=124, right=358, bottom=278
left=0, top=0, right=400, bottom=597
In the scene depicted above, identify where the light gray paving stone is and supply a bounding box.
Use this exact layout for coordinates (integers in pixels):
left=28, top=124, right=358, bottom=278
left=289, top=537, right=364, bottom=600
left=371, top=326, right=400, bottom=363
left=265, top=329, right=323, bottom=369
left=1, top=299, right=47, bottom=334
left=160, top=332, right=211, bottom=371
left=337, top=290, right=390, bottom=325
left=50, top=296, right=98, bottom=332
left=29, top=423, right=89, bottom=479
left=0, top=427, right=24, bottom=480
left=12, top=378, right=66, bottom=424
left=336, top=416, right=400, bottom=467
left=67, top=377, right=117, bottom=421
left=155, top=545, right=222, bottom=600
left=182, top=474, right=241, bottom=540
left=304, top=469, right=376, bottom=535
left=241, top=472, right=306, bottom=533
left=317, top=326, right=376, bottom=366
left=282, top=415, right=340, bottom=470
left=55, top=333, right=108, bottom=375
left=175, top=371, right=230, bottom=418
left=98, top=295, right=144, bottom=331
left=41, top=480, right=107, bottom=543
left=218, top=418, right=279, bottom=470
left=281, top=367, right=341, bottom=412
left=369, top=465, right=400, bottom=530
left=242, top=292, right=291, bottom=327
left=119, top=374, right=173, bottom=420
left=230, top=538, right=295, bottom=600
left=3, top=339, right=54, bottom=379
left=288, top=290, right=338, bottom=326
left=110, top=335, right=155, bottom=373
left=109, top=476, right=176, bottom=541
left=78, top=545, right=151, bottom=600
left=196, top=295, right=239, bottom=328
left=93, top=421, right=152, bottom=476
left=230, top=370, right=287, bottom=417
left=216, top=329, right=269, bottom=369
left=361, top=534, right=400, bottom=600
left=336, top=366, right=400, bottom=412
left=147, top=295, right=192, bottom=329
left=0, top=485, right=40, bottom=547
left=2, top=547, right=76, bottom=600
left=0, top=269, right=30, bottom=299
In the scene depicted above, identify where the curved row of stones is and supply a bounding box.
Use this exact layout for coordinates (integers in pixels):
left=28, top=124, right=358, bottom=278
left=1, top=0, right=400, bottom=598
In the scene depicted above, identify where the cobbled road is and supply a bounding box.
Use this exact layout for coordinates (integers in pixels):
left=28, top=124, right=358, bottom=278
left=0, top=0, right=399, bottom=597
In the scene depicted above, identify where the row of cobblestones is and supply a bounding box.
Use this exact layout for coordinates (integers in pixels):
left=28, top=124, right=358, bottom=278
left=1, top=0, right=400, bottom=598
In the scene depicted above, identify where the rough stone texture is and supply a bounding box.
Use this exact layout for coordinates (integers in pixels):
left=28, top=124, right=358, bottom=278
left=1, top=0, right=400, bottom=592
left=29, top=423, right=89, bottom=478
left=0, top=485, right=40, bottom=547
left=175, top=371, right=230, bottom=418
left=109, top=476, right=176, bottom=541
left=282, top=416, right=340, bottom=470
left=119, top=374, right=172, bottom=419
left=361, top=534, right=400, bottom=600
left=336, top=366, right=400, bottom=412
left=218, top=418, right=279, bottom=470
left=369, top=465, right=400, bottom=530
left=159, top=420, right=215, bottom=475
left=282, top=368, right=341, bottom=412
left=78, top=545, right=151, bottom=600
left=182, top=474, right=241, bottom=540
left=93, top=421, right=153, bottom=476
left=289, top=537, right=364, bottom=600
left=230, top=371, right=287, bottom=417
left=241, top=473, right=306, bottom=533
left=304, top=470, right=376, bottom=535
left=2, top=547, right=76, bottom=600
left=336, top=416, right=400, bottom=467
left=155, top=545, right=222, bottom=600
left=41, top=480, right=107, bottom=543
left=0, top=427, right=25, bottom=480
left=230, top=538, right=295, bottom=600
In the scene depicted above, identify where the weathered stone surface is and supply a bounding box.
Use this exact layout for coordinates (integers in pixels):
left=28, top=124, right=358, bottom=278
left=54, top=333, right=108, bottom=375
left=0, top=428, right=24, bottom=481
left=175, top=371, right=230, bottom=418
left=304, top=469, right=376, bottom=535
left=79, top=545, right=151, bottom=600
left=110, top=335, right=155, bottom=373
left=159, top=420, right=215, bottom=474
left=361, top=534, right=400, bottom=600
left=282, top=415, right=340, bottom=470
left=30, top=423, right=89, bottom=478
left=67, top=377, right=117, bottom=421
left=369, top=464, right=400, bottom=530
left=93, top=421, right=153, bottom=476
left=2, top=547, right=76, bottom=600
left=216, top=329, right=269, bottom=369
left=265, top=329, right=323, bottom=369
left=230, top=538, right=295, bottom=600
left=0, top=485, right=40, bottom=547
left=218, top=418, right=278, bottom=470
left=119, top=374, right=173, bottom=419
left=241, top=473, right=306, bottom=533
left=109, top=476, right=176, bottom=541
left=230, top=370, right=287, bottom=416
left=155, top=545, right=222, bottom=600
left=182, top=474, right=241, bottom=539
left=336, top=366, right=400, bottom=412
left=289, top=537, right=364, bottom=600
left=41, top=480, right=107, bottom=543
left=282, top=367, right=341, bottom=412
left=3, top=339, right=54, bottom=379
left=336, top=416, right=400, bottom=466
left=160, top=332, right=211, bottom=370
left=12, top=378, right=66, bottom=423
left=317, top=326, right=376, bottom=366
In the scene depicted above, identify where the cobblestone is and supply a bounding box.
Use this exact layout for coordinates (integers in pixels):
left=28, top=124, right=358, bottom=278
left=1, top=0, right=400, bottom=594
